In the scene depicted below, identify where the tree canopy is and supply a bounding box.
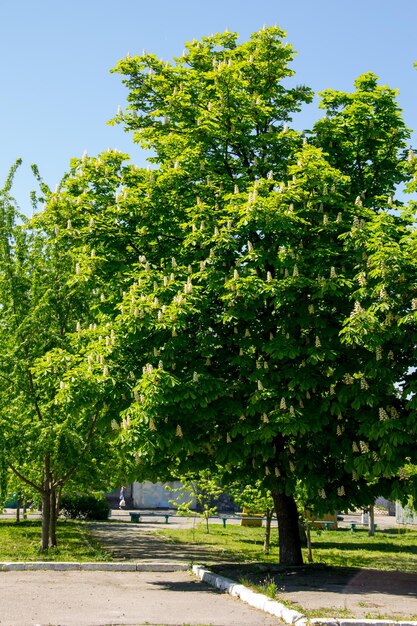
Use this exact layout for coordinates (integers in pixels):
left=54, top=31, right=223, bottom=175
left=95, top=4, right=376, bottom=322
left=4, top=26, right=417, bottom=563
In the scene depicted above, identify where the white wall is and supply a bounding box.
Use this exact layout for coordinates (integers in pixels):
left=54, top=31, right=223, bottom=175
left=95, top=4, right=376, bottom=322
left=396, top=501, right=417, bottom=525
left=132, top=481, right=196, bottom=509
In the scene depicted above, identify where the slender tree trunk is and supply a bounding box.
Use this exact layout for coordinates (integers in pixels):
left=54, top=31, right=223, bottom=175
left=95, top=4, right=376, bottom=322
left=204, top=511, right=210, bottom=534
left=263, top=508, right=273, bottom=554
left=49, top=486, right=58, bottom=547
left=15, top=495, right=21, bottom=524
left=23, top=499, right=27, bottom=520
left=368, top=504, right=375, bottom=537
left=41, top=456, right=51, bottom=552
left=41, top=487, right=51, bottom=551
left=298, top=518, right=307, bottom=545
left=306, top=523, right=313, bottom=563
left=271, top=489, right=303, bottom=565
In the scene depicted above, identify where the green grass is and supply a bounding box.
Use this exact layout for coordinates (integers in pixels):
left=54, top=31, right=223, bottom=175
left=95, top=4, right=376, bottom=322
left=157, top=524, right=280, bottom=564
left=311, top=527, right=417, bottom=572
left=157, top=524, right=417, bottom=572
left=0, top=519, right=111, bottom=561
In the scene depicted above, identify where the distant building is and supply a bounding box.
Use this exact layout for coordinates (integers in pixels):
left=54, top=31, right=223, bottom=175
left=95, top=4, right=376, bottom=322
left=396, top=501, right=417, bottom=525
left=375, top=496, right=395, bottom=515
left=132, top=481, right=196, bottom=509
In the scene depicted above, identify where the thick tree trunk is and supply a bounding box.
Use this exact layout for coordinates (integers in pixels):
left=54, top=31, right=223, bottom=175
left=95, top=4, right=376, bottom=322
left=272, top=490, right=303, bottom=565
left=263, top=508, right=274, bottom=554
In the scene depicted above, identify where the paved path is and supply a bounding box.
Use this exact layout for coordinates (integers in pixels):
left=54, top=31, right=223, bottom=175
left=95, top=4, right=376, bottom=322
left=87, top=520, right=233, bottom=565
left=87, top=512, right=417, bottom=622
left=0, top=570, right=279, bottom=626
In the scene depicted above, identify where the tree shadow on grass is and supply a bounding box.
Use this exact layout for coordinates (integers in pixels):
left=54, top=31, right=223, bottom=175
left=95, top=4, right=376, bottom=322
left=313, top=540, right=417, bottom=555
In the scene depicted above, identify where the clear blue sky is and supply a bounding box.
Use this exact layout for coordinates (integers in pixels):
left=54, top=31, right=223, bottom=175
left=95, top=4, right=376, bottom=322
left=1, top=0, right=417, bottom=211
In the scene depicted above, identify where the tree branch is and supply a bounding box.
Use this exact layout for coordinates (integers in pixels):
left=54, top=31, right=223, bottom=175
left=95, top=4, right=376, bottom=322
left=9, top=464, right=42, bottom=493
left=54, top=412, right=100, bottom=488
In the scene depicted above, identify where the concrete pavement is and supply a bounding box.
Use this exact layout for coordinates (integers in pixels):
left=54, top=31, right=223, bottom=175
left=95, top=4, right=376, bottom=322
left=0, top=569, right=280, bottom=626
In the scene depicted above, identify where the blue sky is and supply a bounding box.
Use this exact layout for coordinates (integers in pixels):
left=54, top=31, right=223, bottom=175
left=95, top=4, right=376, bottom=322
left=1, top=0, right=417, bottom=211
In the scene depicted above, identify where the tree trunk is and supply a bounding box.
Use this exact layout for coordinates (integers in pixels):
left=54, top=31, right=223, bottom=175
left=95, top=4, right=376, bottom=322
left=49, top=487, right=58, bottom=547
left=15, top=495, right=21, bottom=524
left=306, top=523, right=313, bottom=563
left=298, top=518, right=307, bottom=545
left=41, top=455, right=52, bottom=552
left=263, top=508, right=274, bottom=554
left=204, top=510, right=210, bottom=534
left=271, top=490, right=303, bottom=565
left=368, top=504, right=375, bottom=537
left=41, top=486, right=51, bottom=551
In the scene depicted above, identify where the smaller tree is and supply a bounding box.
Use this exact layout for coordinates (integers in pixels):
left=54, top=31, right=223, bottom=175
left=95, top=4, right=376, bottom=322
left=228, top=480, right=275, bottom=553
left=167, top=470, right=223, bottom=534
left=0, top=163, right=123, bottom=550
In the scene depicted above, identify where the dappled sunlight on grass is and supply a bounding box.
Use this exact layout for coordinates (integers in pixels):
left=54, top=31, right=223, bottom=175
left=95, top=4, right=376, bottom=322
left=157, top=523, right=280, bottom=563
left=310, top=528, right=417, bottom=572
left=158, top=524, right=417, bottom=572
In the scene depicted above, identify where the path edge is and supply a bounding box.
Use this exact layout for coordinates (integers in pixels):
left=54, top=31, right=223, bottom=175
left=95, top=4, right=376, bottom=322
left=192, top=564, right=417, bottom=626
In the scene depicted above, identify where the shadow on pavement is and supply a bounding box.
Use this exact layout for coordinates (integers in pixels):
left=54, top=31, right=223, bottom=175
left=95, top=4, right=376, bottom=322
left=212, top=563, right=417, bottom=598
left=147, top=578, right=224, bottom=593
left=87, top=522, right=234, bottom=563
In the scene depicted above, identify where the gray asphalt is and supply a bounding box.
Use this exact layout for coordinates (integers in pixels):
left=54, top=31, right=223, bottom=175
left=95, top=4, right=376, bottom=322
left=0, top=570, right=280, bottom=626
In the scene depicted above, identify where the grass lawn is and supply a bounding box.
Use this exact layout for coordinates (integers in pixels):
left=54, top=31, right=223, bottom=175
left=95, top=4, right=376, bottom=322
left=0, top=519, right=111, bottom=561
left=157, top=523, right=417, bottom=572
left=310, top=526, right=417, bottom=572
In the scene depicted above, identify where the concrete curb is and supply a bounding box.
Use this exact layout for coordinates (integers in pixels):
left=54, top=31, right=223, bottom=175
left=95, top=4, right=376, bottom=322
left=192, top=564, right=307, bottom=625
left=0, top=561, right=189, bottom=572
left=310, top=622, right=417, bottom=626
left=192, top=565, right=417, bottom=626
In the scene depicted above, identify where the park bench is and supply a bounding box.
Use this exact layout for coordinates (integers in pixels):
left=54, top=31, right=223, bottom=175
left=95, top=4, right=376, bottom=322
left=218, top=514, right=277, bottom=528
left=312, top=520, right=336, bottom=530
left=129, top=512, right=173, bottom=524
left=349, top=522, right=378, bottom=531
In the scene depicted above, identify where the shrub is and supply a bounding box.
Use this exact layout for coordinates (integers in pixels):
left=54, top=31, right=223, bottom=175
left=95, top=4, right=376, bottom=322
left=60, top=493, right=110, bottom=520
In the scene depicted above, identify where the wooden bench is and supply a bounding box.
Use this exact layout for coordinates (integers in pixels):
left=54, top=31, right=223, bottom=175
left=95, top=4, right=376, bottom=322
left=313, top=520, right=336, bottom=531
left=349, top=522, right=378, bottom=531
left=218, top=514, right=277, bottom=528
left=129, top=512, right=173, bottom=524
